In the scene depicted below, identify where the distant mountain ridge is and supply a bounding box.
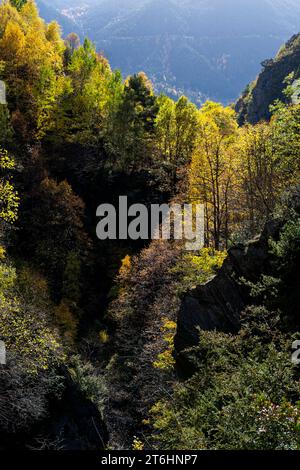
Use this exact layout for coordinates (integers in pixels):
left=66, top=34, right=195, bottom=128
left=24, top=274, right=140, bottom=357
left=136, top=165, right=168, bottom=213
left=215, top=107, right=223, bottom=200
left=36, top=0, right=82, bottom=36
left=36, top=0, right=300, bottom=104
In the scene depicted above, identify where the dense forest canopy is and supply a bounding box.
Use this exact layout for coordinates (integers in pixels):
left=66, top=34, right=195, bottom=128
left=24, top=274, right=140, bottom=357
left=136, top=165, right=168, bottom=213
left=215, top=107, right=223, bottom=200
left=0, top=0, right=300, bottom=451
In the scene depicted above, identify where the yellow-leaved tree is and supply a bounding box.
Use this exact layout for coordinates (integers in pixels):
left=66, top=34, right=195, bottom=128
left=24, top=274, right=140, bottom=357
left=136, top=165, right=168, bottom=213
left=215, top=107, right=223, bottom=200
left=0, top=0, right=65, bottom=138
left=189, top=102, right=238, bottom=249
left=233, top=122, right=278, bottom=236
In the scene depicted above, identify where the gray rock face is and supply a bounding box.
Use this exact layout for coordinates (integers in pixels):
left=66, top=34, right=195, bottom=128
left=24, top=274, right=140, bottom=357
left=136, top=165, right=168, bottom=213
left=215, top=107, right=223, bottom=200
left=236, top=34, right=300, bottom=125
left=175, top=220, right=281, bottom=354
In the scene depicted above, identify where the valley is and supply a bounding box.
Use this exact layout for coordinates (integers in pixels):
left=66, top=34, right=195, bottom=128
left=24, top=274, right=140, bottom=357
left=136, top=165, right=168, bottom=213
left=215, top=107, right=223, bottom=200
left=36, top=0, right=300, bottom=104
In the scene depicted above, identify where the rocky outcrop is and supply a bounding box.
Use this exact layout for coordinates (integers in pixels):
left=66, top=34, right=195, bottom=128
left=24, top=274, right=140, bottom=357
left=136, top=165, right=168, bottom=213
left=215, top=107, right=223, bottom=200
left=236, top=34, right=300, bottom=125
left=175, top=220, right=282, bottom=355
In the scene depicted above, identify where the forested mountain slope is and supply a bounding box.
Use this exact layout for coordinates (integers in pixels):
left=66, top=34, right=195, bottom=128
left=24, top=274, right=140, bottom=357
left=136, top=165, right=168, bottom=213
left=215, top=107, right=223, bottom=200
left=36, top=0, right=300, bottom=104
left=0, top=1, right=300, bottom=451
left=105, top=196, right=300, bottom=449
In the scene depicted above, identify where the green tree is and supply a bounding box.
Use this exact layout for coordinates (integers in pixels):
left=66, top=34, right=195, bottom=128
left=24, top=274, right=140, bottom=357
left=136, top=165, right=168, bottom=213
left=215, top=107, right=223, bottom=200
left=0, top=147, right=19, bottom=223
left=155, top=95, right=198, bottom=187
left=62, top=250, right=81, bottom=304
left=114, top=72, right=158, bottom=171
left=10, top=0, right=27, bottom=11
left=272, top=103, right=300, bottom=183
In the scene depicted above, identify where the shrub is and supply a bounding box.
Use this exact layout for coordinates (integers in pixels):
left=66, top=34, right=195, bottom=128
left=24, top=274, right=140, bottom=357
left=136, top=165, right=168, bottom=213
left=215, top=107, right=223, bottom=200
left=150, top=306, right=300, bottom=450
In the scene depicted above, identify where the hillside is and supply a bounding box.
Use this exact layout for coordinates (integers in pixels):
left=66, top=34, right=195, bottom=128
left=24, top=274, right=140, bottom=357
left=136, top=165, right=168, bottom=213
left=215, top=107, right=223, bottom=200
left=36, top=0, right=82, bottom=36
left=1, top=0, right=300, bottom=453
left=36, top=0, right=300, bottom=104
left=236, top=33, right=300, bottom=124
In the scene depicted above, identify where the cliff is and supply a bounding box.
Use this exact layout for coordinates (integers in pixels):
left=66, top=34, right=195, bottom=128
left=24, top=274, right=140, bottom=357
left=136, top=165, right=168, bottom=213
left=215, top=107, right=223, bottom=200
left=236, top=33, right=300, bottom=124
left=175, top=220, right=282, bottom=356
